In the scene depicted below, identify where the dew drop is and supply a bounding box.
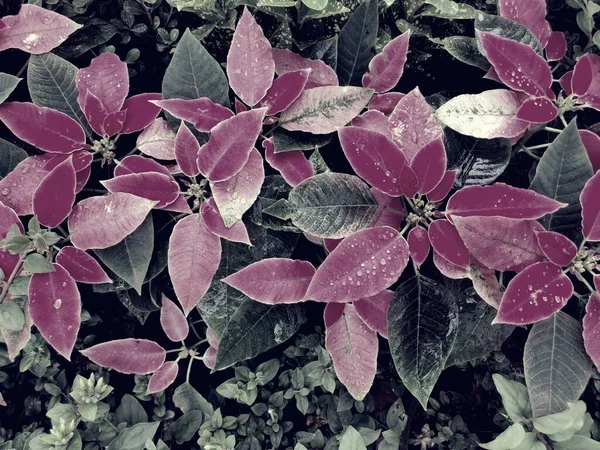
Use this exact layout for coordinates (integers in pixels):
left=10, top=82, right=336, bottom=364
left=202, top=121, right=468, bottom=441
left=53, top=299, right=62, bottom=309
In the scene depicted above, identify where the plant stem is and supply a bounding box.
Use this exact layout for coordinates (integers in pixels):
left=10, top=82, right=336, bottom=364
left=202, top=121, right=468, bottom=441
left=15, top=56, right=30, bottom=78
left=524, top=143, right=551, bottom=150
left=520, top=147, right=541, bottom=160
left=559, top=114, right=568, bottom=128
left=0, top=252, right=28, bottom=304
left=185, top=356, right=194, bottom=383
left=544, top=126, right=562, bottom=133
left=576, top=272, right=595, bottom=294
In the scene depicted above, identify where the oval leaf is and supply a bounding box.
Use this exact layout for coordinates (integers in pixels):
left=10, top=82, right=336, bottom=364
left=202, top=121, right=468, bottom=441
left=580, top=130, right=600, bottom=173
left=136, top=118, right=177, bottom=160
left=546, top=31, right=567, bottom=61
left=498, top=0, right=551, bottom=47
left=152, top=98, right=233, bottom=133
left=516, top=97, right=558, bottom=123
left=102, top=172, right=179, bottom=209
left=581, top=170, right=600, bottom=241
left=81, top=338, right=166, bottom=374
left=408, top=225, right=430, bottom=266
left=428, top=219, right=470, bottom=268
left=583, top=293, right=600, bottom=372
left=353, top=289, right=392, bottom=338
left=261, top=69, right=310, bottom=116
left=0, top=155, right=49, bottom=215
left=114, top=155, right=172, bottom=178
left=33, top=156, right=76, bottom=227
left=174, top=122, right=201, bottom=177
left=160, top=295, right=189, bottom=342
left=351, top=110, right=392, bottom=138
left=362, top=31, right=410, bottom=93
left=147, top=361, right=179, bottom=395
left=56, top=246, right=112, bottom=284
left=120, top=93, right=162, bottom=134
left=535, top=231, right=577, bottom=267
left=427, top=169, right=456, bottom=202
left=410, top=136, right=447, bottom=195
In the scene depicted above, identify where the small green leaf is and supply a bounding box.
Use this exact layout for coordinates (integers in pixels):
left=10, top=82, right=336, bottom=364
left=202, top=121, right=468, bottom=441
left=114, top=394, right=148, bottom=426
left=492, top=374, right=532, bottom=423
left=301, top=0, right=328, bottom=11
left=0, top=138, right=27, bottom=181
left=479, top=423, right=526, bottom=450
left=420, top=0, right=478, bottom=18
left=0, top=300, right=25, bottom=331
left=339, top=426, right=368, bottom=450
left=0, top=73, right=21, bottom=104
left=107, top=422, right=160, bottom=450
left=169, top=411, right=204, bottom=444
left=23, top=254, right=55, bottom=274
left=532, top=401, right=586, bottom=441
left=0, top=235, right=30, bottom=254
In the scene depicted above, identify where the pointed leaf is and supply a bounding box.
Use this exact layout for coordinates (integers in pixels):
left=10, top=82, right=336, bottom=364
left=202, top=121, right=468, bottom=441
left=120, top=93, right=162, bottom=134
left=428, top=219, right=470, bottom=268
left=33, top=156, right=76, bottom=227
left=516, top=97, right=558, bottom=123
left=201, top=198, right=250, bottom=245
left=0, top=155, right=49, bottom=215
left=436, top=252, right=470, bottom=280
left=2, top=299, right=32, bottom=361
left=368, top=92, right=404, bottom=114
left=0, top=203, right=23, bottom=278
left=427, top=170, right=456, bottom=202
left=354, top=289, right=392, bottom=338
left=583, top=293, right=600, bottom=372
left=546, top=31, right=567, bottom=61
left=0, top=137, right=28, bottom=181
left=399, top=164, right=419, bottom=198
left=368, top=187, right=405, bottom=229
left=498, top=0, right=552, bottom=48
left=580, top=130, right=600, bottom=173
left=470, top=257, right=503, bottom=308
left=173, top=122, right=200, bottom=177
left=151, top=98, right=233, bottom=132
left=263, top=138, right=314, bottom=187
left=136, top=118, right=177, bottom=160
left=160, top=295, right=189, bottom=342
left=410, top=136, right=446, bottom=195
left=572, top=54, right=594, bottom=96
left=114, top=155, right=172, bottom=178
left=362, top=31, right=410, bottom=93
left=581, top=170, right=600, bottom=241
left=535, top=231, right=577, bottom=266
left=0, top=72, right=20, bottom=104
left=351, top=110, right=391, bottom=138
left=272, top=48, right=338, bottom=89
left=408, top=225, right=430, bottom=266
left=81, top=338, right=166, bottom=374
left=147, top=361, right=179, bottom=394
left=102, top=172, right=179, bottom=209
left=56, top=246, right=112, bottom=284
left=261, top=69, right=310, bottom=115
left=479, top=424, right=526, bottom=450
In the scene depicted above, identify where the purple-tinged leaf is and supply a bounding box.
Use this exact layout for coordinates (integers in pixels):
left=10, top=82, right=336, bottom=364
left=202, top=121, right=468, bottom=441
left=484, top=66, right=502, bottom=83
left=408, top=226, right=430, bottom=266
left=388, top=88, right=443, bottom=161
left=351, top=110, right=392, bottom=139
left=306, top=226, right=409, bottom=302
left=0, top=19, right=7, bottom=32
left=203, top=345, right=217, bottom=370
left=168, top=214, right=221, bottom=315
left=498, top=0, right=552, bottom=48
left=354, top=289, right=392, bottom=338
left=114, top=155, right=172, bottom=178
left=581, top=170, right=600, bottom=241
left=28, top=263, right=80, bottom=360
left=120, top=93, right=162, bottom=134
left=198, top=108, right=266, bottom=182
left=339, top=126, right=406, bottom=196
left=81, top=338, right=166, bottom=374
left=136, top=118, right=177, bottom=160
left=427, top=170, right=456, bottom=203
left=369, top=188, right=405, bottom=229
left=80, top=90, right=124, bottom=137
left=515, top=97, right=558, bottom=123
left=68, top=193, right=156, bottom=250
left=151, top=98, right=234, bottom=133
left=324, top=238, right=341, bottom=253
left=222, top=258, right=316, bottom=304
left=0, top=102, right=87, bottom=153
left=206, top=327, right=219, bottom=349
left=102, top=172, right=179, bottom=209
left=546, top=32, right=567, bottom=61
left=41, top=150, right=92, bottom=173
left=147, top=361, right=179, bottom=394
left=399, top=164, right=419, bottom=198
left=410, top=136, right=446, bottom=195
left=477, top=31, right=553, bottom=98
left=33, top=156, right=76, bottom=228
left=581, top=130, right=600, bottom=173
left=470, top=257, right=502, bottom=308
left=0, top=155, right=50, bottom=215
left=0, top=203, right=23, bottom=279
left=535, top=231, right=577, bottom=267
left=560, top=71, right=573, bottom=95
left=174, top=122, right=200, bottom=177
left=324, top=303, right=378, bottom=400
left=56, top=246, right=112, bottom=284
left=235, top=98, right=248, bottom=114
left=572, top=54, right=594, bottom=96
left=368, top=92, right=404, bottom=114
left=200, top=197, right=251, bottom=245
left=583, top=293, right=600, bottom=371
left=362, top=31, right=410, bottom=93
left=0, top=4, right=82, bottom=54
left=272, top=48, right=338, bottom=89
left=433, top=250, right=469, bottom=279
left=162, top=195, right=192, bottom=214
left=280, top=86, right=373, bottom=135
left=77, top=53, right=128, bottom=116
left=261, top=69, right=310, bottom=115
left=428, top=219, right=470, bottom=268
left=494, top=262, right=572, bottom=325
left=160, top=295, right=189, bottom=342
left=227, top=8, right=274, bottom=107
left=75, top=165, right=90, bottom=194
left=453, top=216, right=545, bottom=272
left=263, top=137, right=314, bottom=187
left=211, top=148, right=264, bottom=227
left=446, top=183, right=567, bottom=220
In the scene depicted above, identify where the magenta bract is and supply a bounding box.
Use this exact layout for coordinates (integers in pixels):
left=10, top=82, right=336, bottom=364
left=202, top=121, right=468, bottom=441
left=81, top=338, right=166, bottom=374
left=147, top=361, right=179, bottom=394
left=408, top=226, right=430, bottom=266
left=114, top=155, right=172, bottom=178
left=581, top=170, right=600, bottom=241
left=272, top=48, right=338, bottom=89
left=56, top=246, right=112, bottom=284
left=160, top=295, right=189, bottom=342
left=263, top=138, right=314, bottom=188
left=498, top=0, right=552, bottom=48
left=428, top=219, right=470, bottom=268
left=261, top=69, right=310, bottom=115
left=369, top=188, right=405, bottom=229
left=0, top=155, right=50, bottom=215
left=42, top=151, right=92, bottom=173
left=399, top=164, right=419, bottom=198
left=200, top=198, right=251, bottom=245
left=427, top=170, right=456, bottom=203
left=580, top=130, right=600, bottom=173
left=410, top=137, right=447, bottom=195
left=583, top=293, right=600, bottom=371
left=362, top=31, right=410, bottom=93
left=535, top=231, right=577, bottom=267
left=545, top=31, right=567, bottom=61
left=136, top=118, right=177, bottom=160
left=351, top=110, right=392, bottom=139
left=354, top=289, right=393, bottom=338
left=33, top=156, right=77, bottom=228
left=516, top=97, right=559, bottom=123
left=120, top=93, right=162, bottom=134
left=572, top=54, right=594, bottom=96
left=433, top=250, right=469, bottom=279
left=368, top=92, right=405, bottom=114
left=151, top=98, right=234, bottom=133
left=174, top=122, right=201, bottom=177
left=470, top=257, right=502, bottom=308
left=102, top=172, right=179, bottom=209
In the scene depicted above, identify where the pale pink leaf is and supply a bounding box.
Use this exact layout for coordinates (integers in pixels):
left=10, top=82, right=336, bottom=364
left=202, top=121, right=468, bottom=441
left=77, top=53, right=129, bottom=115
left=354, top=289, right=393, bottom=338
left=75, top=164, right=90, bottom=194
left=147, top=361, right=179, bottom=394
left=433, top=250, right=469, bottom=279
left=160, top=295, right=189, bottom=342
left=399, top=164, right=419, bottom=198
left=0, top=203, right=23, bottom=280
left=351, top=110, right=392, bottom=139
left=263, top=138, right=314, bottom=187
left=388, top=88, right=443, bottom=161
left=56, top=246, right=112, bottom=284
left=28, top=263, right=80, bottom=360
left=494, top=262, right=572, bottom=325
left=581, top=130, right=600, bottom=173
left=102, top=172, right=179, bottom=209
left=581, top=170, right=600, bottom=241
left=470, top=257, right=502, bottom=309
left=174, top=122, right=201, bottom=177
left=136, top=118, right=177, bottom=160
left=0, top=102, right=86, bottom=153
left=272, top=48, right=338, bottom=89
left=583, top=293, right=600, bottom=371
left=368, top=92, right=404, bottom=114
left=151, top=98, right=234, bottom=133
left=114, top=155, right=172, bottom=177
left=369, top=188, right=405, bottom=229
left=0, top=19, right=7, bottom=32
left=410, top=136, right=446, bottom=195
left=408, top=225, right=430, bottom=266
left=206, top=327, right=219, bottom=349
left=81, top=338, right=166, bottom=374
left=578, top=55, right=600, bottom=109
left=428, top=219, right=470, bottom=268
left=168, top=214, right=221, bottom=315
left=515, top=97, right=558, bottom=123
left=546, top=31, right=567, bottom=61
left=68, top=192, right=156, bottom=250
left=498, top=0, right=552, bottom=48
left=427, top=170, right=456, bottom=203
left=535, top=231, right=577, bottom=267
left=324, top=303, right=378, bottom=400
left=0, top=4, right=82, bottom=54
left=120, top=93, right=162, bottom=134
left=362, top=31, right=410, bottom=93
left=306, top=226, right=409, bottom=303
left=0, top=155, right=50, bottom=215
left=197, top=108, right=266, bottom=182
left=162, top=195, right=192, bottom=214
left=200, top=197, right=251, bottom=245
left=261, top=69, right=310, bottom=115
left=33, top=156, right=76, bottom=228
left=453, top=216, right=545, bottom=272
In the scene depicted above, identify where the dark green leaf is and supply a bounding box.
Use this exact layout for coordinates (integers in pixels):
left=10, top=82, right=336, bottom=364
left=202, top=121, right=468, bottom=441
left=114, top=394, right=148, bottom=426
left=0, top=300, right=25, bottom=331
left=0, top=138, right=28, bottom=181
left=173, top=382, right=214, bottom=415
left=248, top=176, right=298, bottom=231
left=55, top=21, right=118, bottom=59
left=170, top=411, right=204, bottom=444
left=272, top=129, right=332, bottom=153
left=107, top=422, right=159, bottom=450
left=475, top=13, right=542, bottom=54
left=0, top=73, right=20, bottom=104
left=115, top=288, right=158, bottom=325
left=443, top=37, right=491, bottom=71
left=300, top=36, right=338, bottom=70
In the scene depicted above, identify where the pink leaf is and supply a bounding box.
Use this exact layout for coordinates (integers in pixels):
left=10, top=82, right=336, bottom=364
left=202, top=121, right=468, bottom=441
left=338, top=126, right=406, bottom=196
left=227, top=8, right=274, bottom=107
left=160, top=295, right=189, bottom=342
left=222, top=258, right=316, bottom=304
left=578, top=55, right=600, bottom=110
left=581, top=170, right=600, bottom=241
left=428, top=219, right=470, bottom=268
left=515, top=97, right=558, bottom=123
left=200, top=197, right=251, bottom=245
left=33, top=156, right=76, bottom=228
left=433, top=250, right=469, bottom=279
left=77, top=53, right=129, bottom=116
left=560, top=71, right=573, bottom=95
left=408, top=225, right=430, bottom=266
left=581, top=130, right=600, bottom=173
left=494, top=262, right=572, bottom=325
left=136, top=118, right=177, bottom=160
left=0, top=102, right=87, bottom=153
left=306, top=226, right=409, bottom=303
left=102, top=172, right=179, bottom=209
left=68, top=193, right=156, bottom=250
left=81, top=91, right=127, bottom=137
left=362, top=31, right=410, bottom=93
left=572, top=54, right=594, bottom=96
left=583, top=293, right=600, bottom=371
left=470, top=257, right=502, bottom=308
left=261, top=69, right=310, bottom=115
left=535, top=231, right=577, bottom=267
left=114, top=155, right=172, bottom=177
left=351, top=110, right=392, bottom=139
left=0, top=203, right=23, bottom=280
left=546, top=31, right=567, bottom=61
left=147, top=361, right=179, bottom=394
left=0, top=19, right=7, bottom=32
left=369, top=188, right=405, bottom=229
left=151, top=98, right=234, bottom=133
left=368, top=92, right=405, bottom=114
left=399, top=164, right=419, bottom=198
left=81, top=338, right=166, bottom=374
left=498, top=0, right=552, bottom=48
left=28, top=264, right=80, bottom=360
left=272, top=48, right=338, bottom=89
left=410, top=136, right=446, bottom=195
left=388, top=88, right=443, bottom=162
left=324, top=303, right=378, bottom=400
left=56, top=246, right=112, bottom=284
left=75, top=164, right=91, bottom=194
left=453, top=216, right=545, bottom=272
left=354, top=289, right=393, bottom=338
left=324, top=238, right=341, bottom=253
left=0, top=4, right=82, bottom=54
left=120, top=93, right=162, bottom=134
left=446, top=183, right=567, bottom=220
left=595, top=275, right=600, bottom=292
left=477, top=31, right=553, bottom=98
left=427, top=170, right=456, bottom=203
left=168, top=214, right=221, bottom=315
left=0, top=155, right=49, bottom=215
left=162, top=195, right=192, bottom=214
left=41, top=151, right=92, bottom=173
left=211, top=148, right=265, bottom=227
left=263, top=138, right=314, bottom=187
left=197, top=108, right=266, bottom=182
left=235, top=98, right=248, bottom=114
left=174, top=122, right=200, bottom=177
